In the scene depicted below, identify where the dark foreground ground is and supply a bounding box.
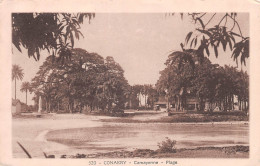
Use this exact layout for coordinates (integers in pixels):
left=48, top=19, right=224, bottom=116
left=45, top=146, right=248, bottom=158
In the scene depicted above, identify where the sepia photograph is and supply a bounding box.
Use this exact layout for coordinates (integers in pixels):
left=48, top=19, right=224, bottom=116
left=10, top=12, right=250, bottom=159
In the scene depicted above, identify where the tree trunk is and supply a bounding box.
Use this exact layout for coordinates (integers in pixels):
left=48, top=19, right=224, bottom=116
left=57, top=101, right=59, bottom=112
left=15, top=78, right=16, bottom=100
left=139, top=94, right=142, bottom=107
left=152, top=95, right=154, bottom=109
left=129, top=97, right=132, bottom=109
left=49, top=101, right=51, bottom=112
left=176, top=97, right=179, bottom=112
left=25, top=90, right=27, bottom=105
left=167, top=95, right=169, bottom=111
left=47, top=101, right=49, bottom=112
left=144, top=95, right=146, bottom=109
left=231, top=95, right=234, bottom=110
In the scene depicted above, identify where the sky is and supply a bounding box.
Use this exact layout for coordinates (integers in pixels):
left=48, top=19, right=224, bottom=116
left=12, top=13, right=249, bottom=105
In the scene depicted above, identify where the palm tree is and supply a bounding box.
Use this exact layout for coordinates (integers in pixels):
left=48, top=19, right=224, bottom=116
left=20, top=82, right=31, bottom=105
left=12, top=64, right=24, bottom=100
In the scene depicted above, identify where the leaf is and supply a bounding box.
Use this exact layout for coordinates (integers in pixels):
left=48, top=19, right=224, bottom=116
left=214, top=45, right=218, bottom=58
left=194, top=38, right=198, bottom=47
left=185, top=32, right=193, bottom=44
left=190, top=38, right=195, bottom=48
left=226, top=37, right=233, bottom=50
left=180, top=43, right=184, bottom=50
left=77, top=30, right=84, bottom=38
left=205, top=47, right=210, bottom=56
left=221, top=38, right=227, bottom=51
left=13, top=35, right=22, bottom=52
left=241, top=52, right=246, bottom=66
left=75, top=31, right=79, bottom=40
left=36, top=48, right=40, bottom=60
left=231, top=44, right=242, bottom=60
left=197, top=29, right=212, bottom=37
left=217, top=40, right=220, bottom=47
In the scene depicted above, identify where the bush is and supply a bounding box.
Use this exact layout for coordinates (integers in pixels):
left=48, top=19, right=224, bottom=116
left=157, top=137, right=177, bottom=153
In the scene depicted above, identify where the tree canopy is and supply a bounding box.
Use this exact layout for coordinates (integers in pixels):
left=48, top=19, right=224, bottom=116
left=156, top=52, right=249, bottom=112
left=12, top=13, right=94, bottom=61
left=30, top=48, right=129, bottom=113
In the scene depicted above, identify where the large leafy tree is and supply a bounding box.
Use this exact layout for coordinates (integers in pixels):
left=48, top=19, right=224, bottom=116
left=20, top=82, right=31, bottom=105
left=12, top=13, right=94, bottom=61
left=157, top=52, right=249, bottom=112
left=98, top=56, right=129, bottom=112
left=30, top=48, right=129, bottom=113
left=12, top=64, right=24, bottom=100
left=156, top=51, right=195, bottom=111
left=30, top=48, right=104, bottom=112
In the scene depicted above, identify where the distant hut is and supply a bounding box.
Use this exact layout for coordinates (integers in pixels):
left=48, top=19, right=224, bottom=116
left=12, top=99, right=22, bottom=115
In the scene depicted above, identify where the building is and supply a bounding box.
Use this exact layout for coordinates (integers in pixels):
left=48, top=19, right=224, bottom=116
left=185, top=97, right=199, bottom=112
left=154, top=96, right=174, bottom=111
left=154, top=95, right=199, bottom=112
left=12, top=99, right=22, bottom=115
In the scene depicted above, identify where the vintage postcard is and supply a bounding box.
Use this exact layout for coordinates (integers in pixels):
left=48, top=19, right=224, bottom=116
left=0, top=0, right=260, bottom=166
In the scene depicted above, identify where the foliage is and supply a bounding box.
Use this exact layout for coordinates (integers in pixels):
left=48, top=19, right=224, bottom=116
left=12, top=13, right=94, bottom=61
left=157, top=137, right=177, bottom=153
left=20, top=82, right=31, bottom=92
left=175, top=13, right=249, bottom=65
left=30, top=48, right=129, bottom=113
left=12, top=64, right=24, bottom=81
left=12, top=64, right=24, bottom=100
left=128, top=84, right=158, bottom=109
left=20, top=81, right=31, bottom=105
left=156, top=51, right=249, bottom=112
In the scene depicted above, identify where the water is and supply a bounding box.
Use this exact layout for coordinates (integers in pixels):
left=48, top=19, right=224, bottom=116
left=46, top=123, right=249, bottom=154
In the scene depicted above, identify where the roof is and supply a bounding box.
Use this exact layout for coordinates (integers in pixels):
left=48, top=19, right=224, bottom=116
left=12, top=99, right=21, bottom=106
left=154, top=101, right=167, bottom=105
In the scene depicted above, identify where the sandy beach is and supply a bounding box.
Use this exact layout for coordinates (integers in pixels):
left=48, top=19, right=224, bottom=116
left=12, top=113, right=249, bottom=158
left=12, top=114, right=113, bottom=157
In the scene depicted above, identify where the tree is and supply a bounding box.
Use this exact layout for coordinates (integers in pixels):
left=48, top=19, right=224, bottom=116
left=20, top=82, right=31, bottom=105
left=146, top=85, right=158, bottom=109
left=132, top=85, right=144, bottom=108
left=12, top=13, right=94, bottom=62
left=156, top=50, right=196, bottom=111
left=30, top=48, right=105, bottom=113
left=12, top=64, right=24, bottom=100
left=157, top=50, right=249, bottom=112
left=30, top=48, right=129, bottom=114
left=98, top=56, right=129, bottom=113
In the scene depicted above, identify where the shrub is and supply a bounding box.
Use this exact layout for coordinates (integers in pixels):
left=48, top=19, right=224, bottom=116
left=157, top=137, right=177, bottom=153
